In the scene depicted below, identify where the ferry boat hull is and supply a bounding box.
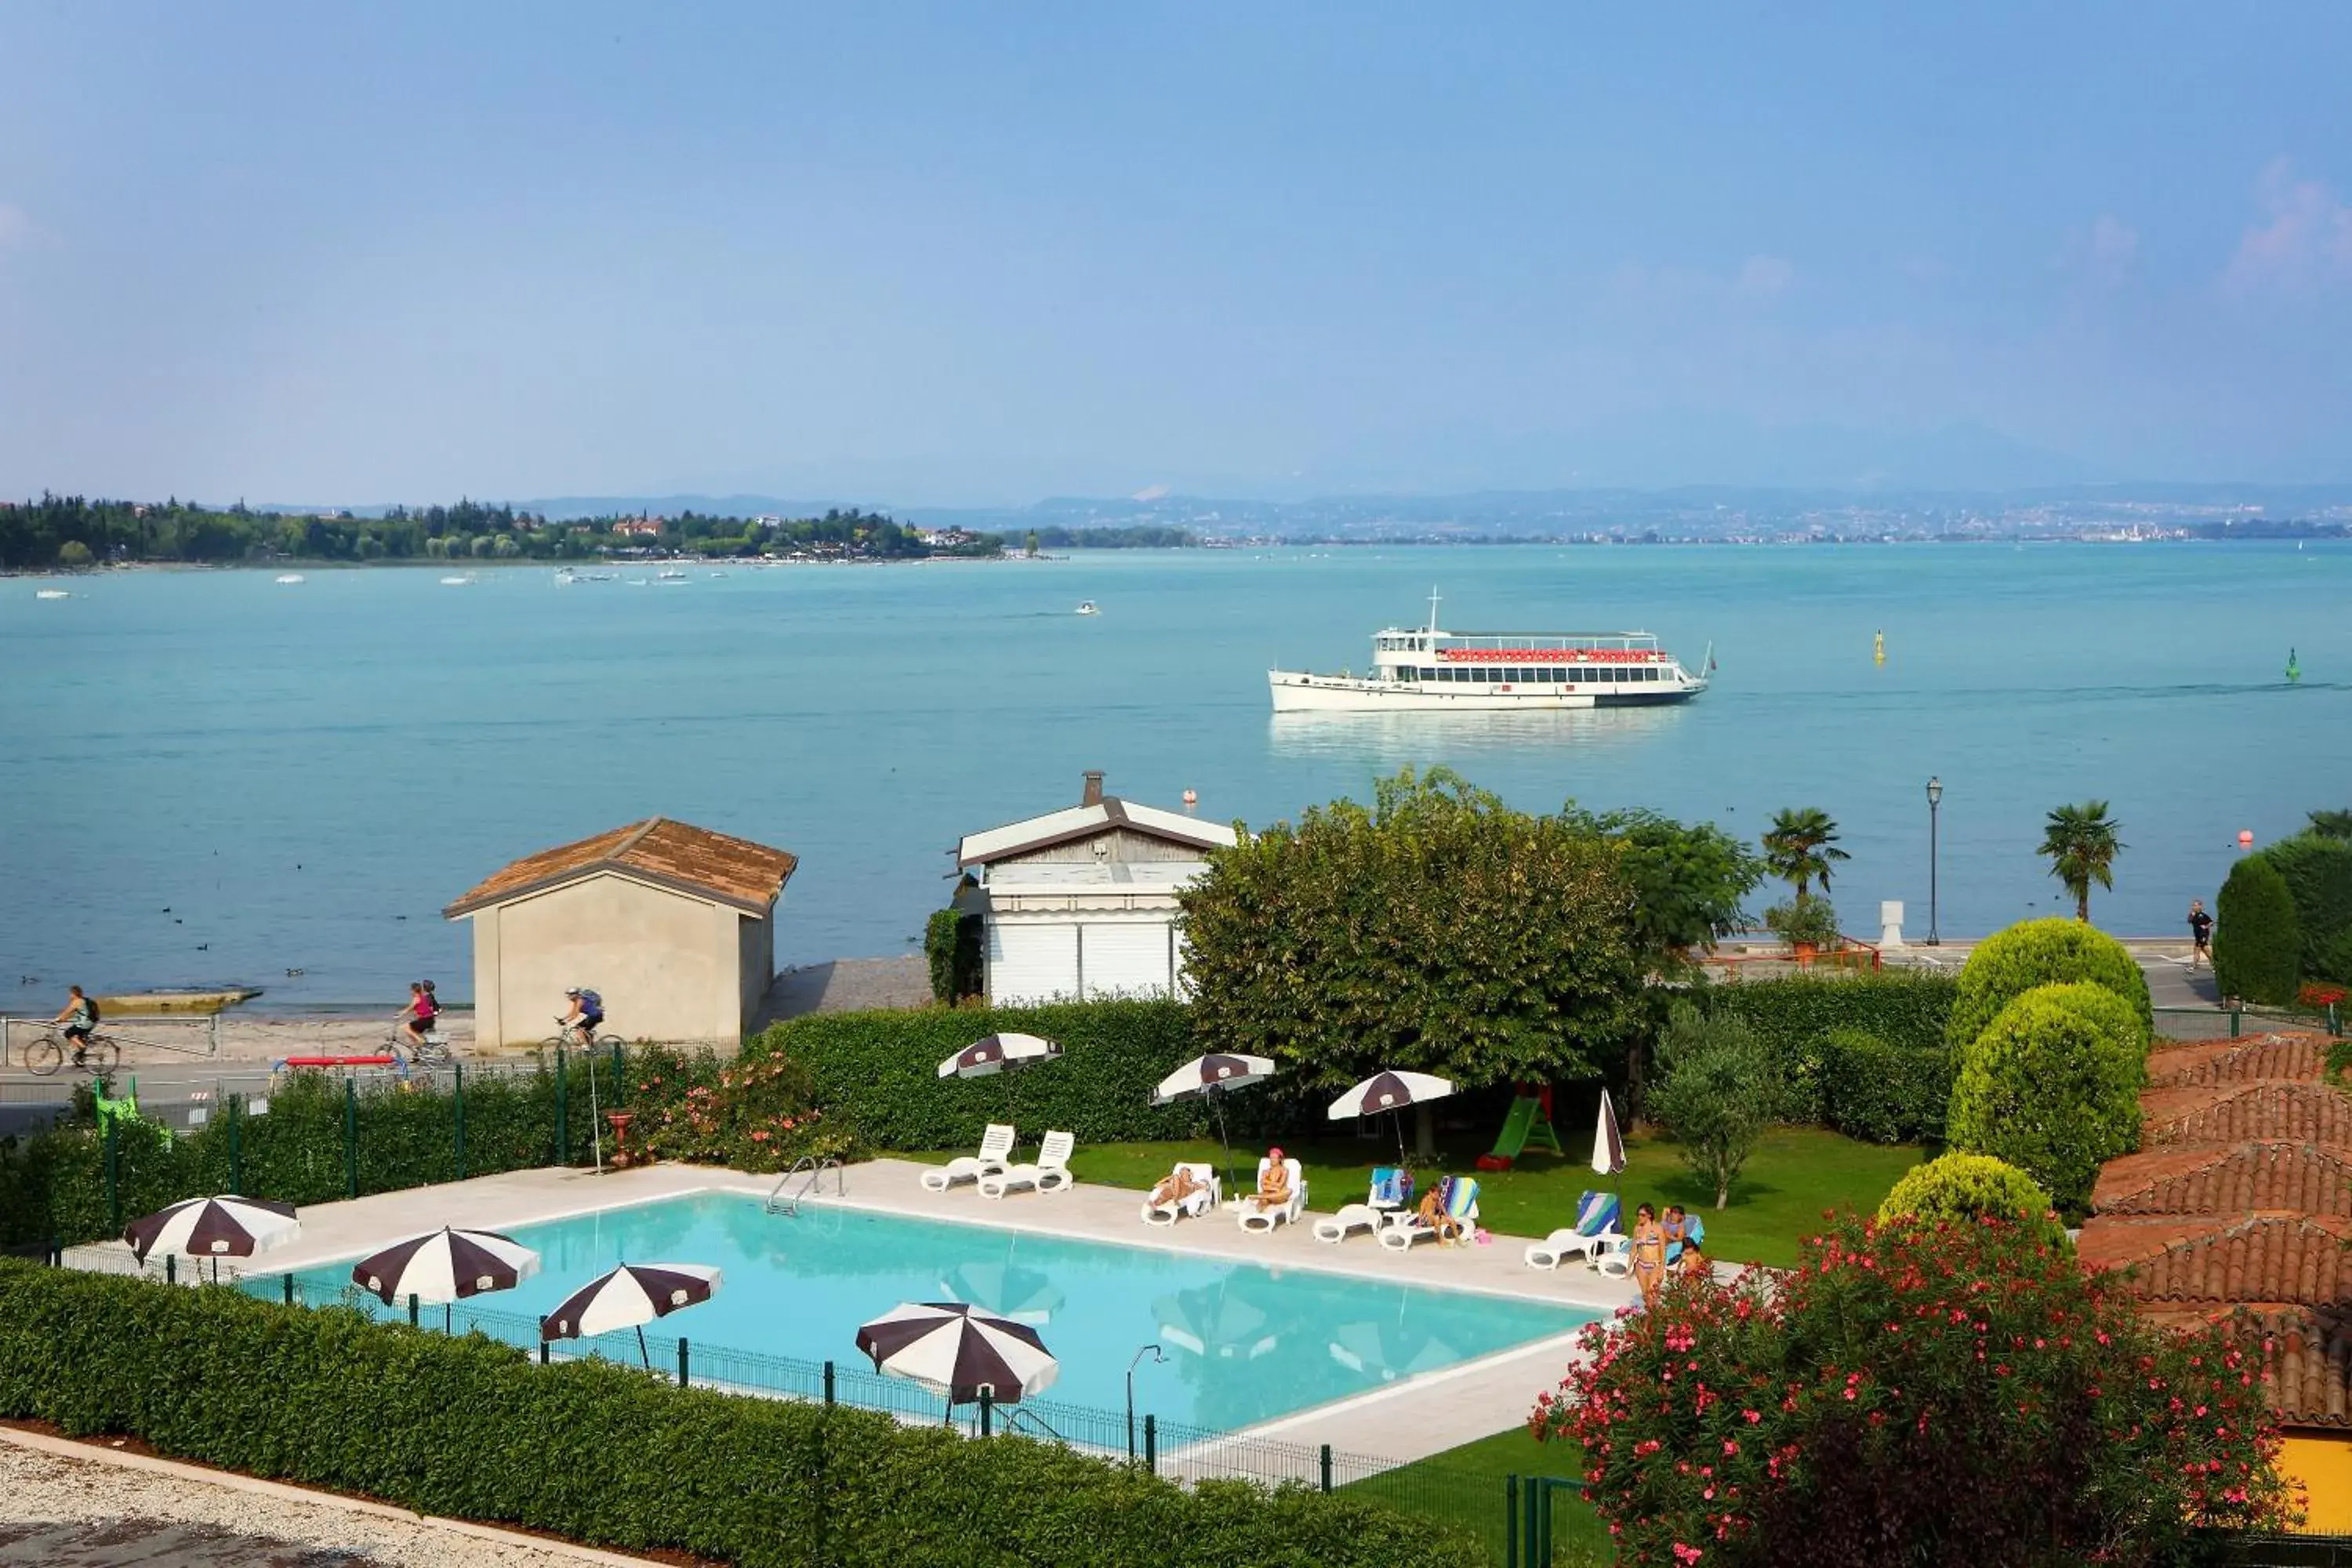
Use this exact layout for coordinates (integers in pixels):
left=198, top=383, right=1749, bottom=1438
left=1269, top=671, right=1701, bottom=713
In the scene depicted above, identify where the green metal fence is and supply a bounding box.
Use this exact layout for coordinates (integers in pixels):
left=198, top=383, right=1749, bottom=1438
left=2153, top=1004, right=2341, bottom=1042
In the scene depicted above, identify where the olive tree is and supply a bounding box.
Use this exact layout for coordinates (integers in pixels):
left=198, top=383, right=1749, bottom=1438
left=1178, top=768, right=1644, bottom=1152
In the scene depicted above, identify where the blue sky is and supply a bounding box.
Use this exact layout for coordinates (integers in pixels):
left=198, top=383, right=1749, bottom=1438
left=3, top=3, right=2350, bottom=504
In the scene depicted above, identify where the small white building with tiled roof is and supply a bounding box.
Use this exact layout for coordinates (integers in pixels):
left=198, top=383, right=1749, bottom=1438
left=956, top=771, right=1236, bottom=1006
left=445, top=818, right=798, bottom=1047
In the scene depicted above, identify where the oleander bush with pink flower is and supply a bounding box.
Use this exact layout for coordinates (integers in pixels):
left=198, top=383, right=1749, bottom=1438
left=626, top=1044, right=850, bottom=1172
left=1531, top=1213, right=2296, bottom=1567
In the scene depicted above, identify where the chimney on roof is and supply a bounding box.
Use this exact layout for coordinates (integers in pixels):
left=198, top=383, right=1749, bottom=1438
left=1081, top=770, right=1105, bottom=807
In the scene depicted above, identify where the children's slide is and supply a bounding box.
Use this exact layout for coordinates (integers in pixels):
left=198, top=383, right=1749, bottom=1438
left=1475, top=1087, right=1563, bottom=1171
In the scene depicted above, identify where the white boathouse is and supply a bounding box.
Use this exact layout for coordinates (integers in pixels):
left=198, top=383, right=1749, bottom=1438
left=956, top=772, right=1236, bottom=1006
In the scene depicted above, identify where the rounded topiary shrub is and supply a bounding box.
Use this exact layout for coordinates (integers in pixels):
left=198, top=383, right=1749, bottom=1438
left=1946, top=982, right=2146, bottom=1218
left=1878, top=1151, right=2066, bottom=1246
left=1947, top=917, right=2152, bottom=1051
left=2212, top=856, right=2303, bottom=1007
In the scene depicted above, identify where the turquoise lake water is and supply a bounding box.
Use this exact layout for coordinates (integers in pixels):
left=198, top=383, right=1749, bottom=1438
left=4, top=545, right=2348, bottom=1001
left=282, top=1192, right=1591, bottom=1428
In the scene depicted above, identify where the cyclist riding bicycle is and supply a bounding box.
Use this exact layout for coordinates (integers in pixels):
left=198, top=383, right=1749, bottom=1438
left=52, top=985, right=100, bottom=1069
left=558, top=985, right=604, bottom=1041
left=401, top=981, right=440, bottom=1048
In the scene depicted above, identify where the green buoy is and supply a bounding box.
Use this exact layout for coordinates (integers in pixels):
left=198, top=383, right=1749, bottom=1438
left=2286, top=648, right=2302, bottom=684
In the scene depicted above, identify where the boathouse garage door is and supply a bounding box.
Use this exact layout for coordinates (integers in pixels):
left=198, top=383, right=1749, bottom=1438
left=985, top=919, right=1178, bottom=1004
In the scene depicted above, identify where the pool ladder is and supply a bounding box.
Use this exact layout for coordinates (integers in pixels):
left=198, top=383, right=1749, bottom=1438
left=766, top=1156, right=844, bottom=1216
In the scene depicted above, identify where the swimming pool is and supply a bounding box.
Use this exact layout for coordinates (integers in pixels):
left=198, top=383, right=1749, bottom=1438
left=286, top=1192, right=1595, bottom=1430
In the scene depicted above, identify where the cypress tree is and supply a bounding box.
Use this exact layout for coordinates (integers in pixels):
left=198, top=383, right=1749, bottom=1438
left=2213, top=856, right=2302, bottom=1006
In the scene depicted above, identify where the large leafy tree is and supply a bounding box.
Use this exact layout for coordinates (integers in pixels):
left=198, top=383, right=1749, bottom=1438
left=1759, top=807, right=1848, bottom=904
left=1559, top=804, right=1763, bottom=964
left=2038, top=800, right=2124, bottom=922
left=1537, top=1214, right=2295, bottom=1566
left=1178, top=768, right=1645, bottom=1144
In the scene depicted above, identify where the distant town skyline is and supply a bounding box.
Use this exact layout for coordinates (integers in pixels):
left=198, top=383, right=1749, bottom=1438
left=3, top=4, right=2350, bottom=504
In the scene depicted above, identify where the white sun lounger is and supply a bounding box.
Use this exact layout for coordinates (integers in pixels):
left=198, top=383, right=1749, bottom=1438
left=1525, top=1192, right=1625, bottom=1270
left=1140, top=1162, right=1221, bottom=1225
left=920, top=1123, right=1017, bottom=1192
left=979, top=1131, right=1076, bottom=1198
left=1236, top=1156, right=1306, bottom=1232
left=1380, top=1176, right=1480, bottom=1252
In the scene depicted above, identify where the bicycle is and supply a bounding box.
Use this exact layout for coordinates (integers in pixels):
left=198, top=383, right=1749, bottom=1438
left=385, top=1025, right=456, bottom=1069
left=24, top=1029, right=121, bottom=1076
left=543, top=1019, right=623, bottom=1052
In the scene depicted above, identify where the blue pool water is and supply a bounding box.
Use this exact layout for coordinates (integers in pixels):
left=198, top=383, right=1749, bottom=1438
left=289, top=1192, right=1593, bottom=1430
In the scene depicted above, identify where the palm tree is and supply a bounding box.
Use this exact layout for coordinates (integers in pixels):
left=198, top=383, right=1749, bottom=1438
left=2040, top=800, right=2125, bottom=922
left=1760, top=808, right=1849, bottom=904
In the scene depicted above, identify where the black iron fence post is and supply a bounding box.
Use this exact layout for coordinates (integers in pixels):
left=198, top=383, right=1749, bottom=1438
left=103, top=1117, right=121, bottom=1231
left=1505, top=1475, right=1520, bottom=1568
left=282, top=1273, right=294, bottom=1306
left=408, top=1292, right=419, bottom=1327
left=228, top=1093, right=243, bottom=1193
left=343, top=1078, right=358, bottom=1198
left=555, top=1044, right=568, bottom=1163
left=1143, top=1414, right=1156, bottom=1475
left=164, top=1254, right=175, bottom=1286
left=823, top=1359, right=836, bottom=1405
left=678, top=1338, right=690, bottom=1389
left=979, top=1388, right=993, bottom=1436
left=454, top=1062, right=467, bottom=1181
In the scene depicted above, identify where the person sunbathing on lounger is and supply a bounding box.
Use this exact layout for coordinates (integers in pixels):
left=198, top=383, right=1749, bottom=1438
left=1416, top=1179, right=1465, bottom=1244
left=1149, top=1166, right=1203, bottom=1209
left=1256, top=1148, right=1293, bottom=1208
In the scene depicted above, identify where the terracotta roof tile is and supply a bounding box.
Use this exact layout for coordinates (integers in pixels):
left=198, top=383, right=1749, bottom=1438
left=445, top=818, right=797, bottom=918
left=2140, top=1081, right=2352, bottom=1148
left=2144, top=1033, right=2334, bottom=1090
left=2230, top=1307, right=2352, bottom=1429
left=2093, top=1142, right=2352, bottom=1218
left=2078, top=1213, right=2352, bottom=1308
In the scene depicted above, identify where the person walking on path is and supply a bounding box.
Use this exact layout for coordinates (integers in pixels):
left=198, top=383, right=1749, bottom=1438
left=2188, top=899, right=2214, bottom=968
left=1628, top=1203, right=1667, bottom=1308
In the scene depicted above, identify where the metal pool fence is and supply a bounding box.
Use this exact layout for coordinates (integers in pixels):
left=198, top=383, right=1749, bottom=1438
left=2152, top=1004, right=2341, bottom=1041
left=187, top=1263, right=1571, bottom=1563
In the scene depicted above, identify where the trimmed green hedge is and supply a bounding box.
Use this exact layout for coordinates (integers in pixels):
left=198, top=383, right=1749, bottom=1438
left=1820, top=1028, right=1952, bottom=1145
left=750, top=1000, right=1308, bottom=1151
left=1697, top=973, right=1956, bottom=1125
left=0, top=1062, right=612, bottom=1249
left=2213, top=855, right=2303, bottom=1006
left=1946, top=919, right=2152, bottom=1051
left=0, top=1263, right=1481, bottom=1568
left=2257, top=832, right=2352, bottom=981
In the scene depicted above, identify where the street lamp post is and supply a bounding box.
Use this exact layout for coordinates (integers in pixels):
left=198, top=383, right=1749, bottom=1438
left=1926, top=776, right=1943, bottom=946
left=1127, top=1344, right=1166, bottom=1461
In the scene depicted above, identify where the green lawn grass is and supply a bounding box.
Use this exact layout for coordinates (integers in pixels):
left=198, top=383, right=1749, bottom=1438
left=916, top=1125, right=1927, bottom=1270
left=1341, top=1426, right=1613, bottom=1566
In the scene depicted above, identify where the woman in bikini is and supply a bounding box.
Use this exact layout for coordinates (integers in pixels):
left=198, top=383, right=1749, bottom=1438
left=1629, top=1203, right=1668, bottom=1306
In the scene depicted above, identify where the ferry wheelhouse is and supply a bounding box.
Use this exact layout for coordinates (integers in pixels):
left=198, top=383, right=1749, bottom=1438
left=1269, top=593, right=1709, bottom=713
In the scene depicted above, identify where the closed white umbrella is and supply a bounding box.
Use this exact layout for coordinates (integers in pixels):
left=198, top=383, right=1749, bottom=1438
left=856, top=1301, right=1059, bottom=1410
left=1592, top=1089, right=1627, bottom=1178
left=1327, top=1069, right=1455, bottom=1163
left=540, top=1261, right=721, bottom=1368
left=124, top=1196, right=299, bottom=1265
left=351, top=1226, right=540, bottom=1306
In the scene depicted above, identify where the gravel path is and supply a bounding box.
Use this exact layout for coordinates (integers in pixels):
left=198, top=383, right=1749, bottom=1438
left=0, top=1443, right=637, bottom=1567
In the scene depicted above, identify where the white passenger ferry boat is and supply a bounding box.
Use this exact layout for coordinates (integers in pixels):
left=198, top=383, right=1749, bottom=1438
left=1269, top=592, right=1710, bottom=713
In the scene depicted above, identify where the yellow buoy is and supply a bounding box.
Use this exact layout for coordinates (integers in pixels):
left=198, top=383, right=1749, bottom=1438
left=1873, top=630, right=1886, bottom=666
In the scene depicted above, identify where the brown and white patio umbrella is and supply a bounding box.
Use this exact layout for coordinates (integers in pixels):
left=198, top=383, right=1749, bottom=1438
left=124, top=1195, right=299, bottom=1265
left=856, top=1301, right=1059, bottom=1407
left=351, top=1226, right=540, bottom=1306
left=937, top=1033, right=1062, bottom=1080
left=539, top=1261, right=720, bottom=1368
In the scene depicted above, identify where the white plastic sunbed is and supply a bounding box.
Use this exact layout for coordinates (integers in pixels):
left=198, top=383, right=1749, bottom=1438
left=1380, top=1177, right=1480, bottom=1252
left=1525, top=1192, right=1625, bottom=1271
left=1312, top=1169, right=1414, bottom=1245
left=920, top=1123, right=1017, bottom=1192
left=1140, top=1162, right=1221, bottom=1225
left=979, top=1131, right=1076, bottom=1199
left=1236, top=1156, right=1306, bottom=1233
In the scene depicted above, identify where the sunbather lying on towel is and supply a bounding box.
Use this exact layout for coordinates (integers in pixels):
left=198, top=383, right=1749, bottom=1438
left=1415, top=1179, right=1465, bottom=1244
left=1256, top=1149, right=1292, bottom=1207
left=1150, top=1167, right=1204, bottom=1208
